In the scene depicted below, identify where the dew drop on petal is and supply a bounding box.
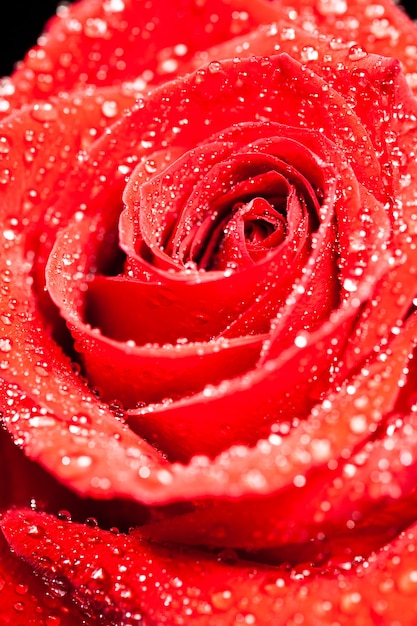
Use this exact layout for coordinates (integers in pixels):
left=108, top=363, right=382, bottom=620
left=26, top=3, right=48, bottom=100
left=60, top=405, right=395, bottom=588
left=348, top=45, right=368, bottom=61
left=0, top=169, right=12, bottom=185
left=57, top=510, right=72, bottom=522
left=0, top=338, right=12, bottom=352
left=397, top=569, right=417, bottom=594
left=34, top=361, right=50, bottom=377
left=0, top=136, right=11, bottom=155
left=340, top=591, right=362, bottom=614
left=316, top=0, right=347, bottom=15
left=26, top=524, right=45, bottom=537
left=31, top=103, right=58, bottom=123
left=101, top=100, right=119, bottom=118
left=294, top=334, right=308, bottom=348
left=60, top=453, right=94, bottom=477
left=208, top=61, right=222, bottom=74
left=26, top=48, right=53, bottom=73
left=84, top=17, right=108, bottom=38
left=159, top=58, right=179, bottom=74
left=343, top=278, right=358, bottom=292
left=103, top=0, right=125, bottom=11
left=144, top=159, right=158, bottom=174
left=281, top=27, right=296, bottom=41
left=349, top=415, right=367, bottom=434
left=49, top=577, right=70, bottom=599
left=28, top=415, right=57, bottom=428
left=300, top=46, right=319, bottom=62
left=15, top=583, right=28, bottom=596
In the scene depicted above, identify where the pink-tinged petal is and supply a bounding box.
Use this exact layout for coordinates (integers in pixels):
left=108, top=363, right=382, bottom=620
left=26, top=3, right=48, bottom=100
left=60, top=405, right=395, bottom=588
left=5, top=508, right=417, bottom=625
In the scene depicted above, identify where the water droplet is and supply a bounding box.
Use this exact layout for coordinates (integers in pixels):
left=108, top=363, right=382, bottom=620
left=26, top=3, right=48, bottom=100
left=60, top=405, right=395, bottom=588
left=15, top=583, right=28, bottom=596
left=101, top=100, right=118, bottom=118
left=300, top=46, right=319, bottom=62
left=0, top=136, right=11, bottom=154
left=316, top=0, right=347, bottom=15
left=208, top=61, right=222, bottom=74
left=60, top=453, right=94, bottom=476
left=71, top=413, right=92, bottom=426
left=103, top=0, right=125, bottom=11
left=80, top=127, right=98, bottom=150
left=294, top=334, right=308, bottom=348
left=343, top=277, right=358, bottom=292
left=26, top=48, right=53, bottom=73
left=0, top=169, right=11, bottom=185
left=211, top=589, right=233, bottom=611
left=159, top=58, right=178, bottom=74
left=28, top=414, right=57, bottom=428
left=349, top=415, right=367, bottom=434
left=84, top=17, right=108, bottom=38
left=49, top=577, right=70, bottom=599
left=370, top=17, right=398, bottom=41
left=340, top=591, right=362, bottom=614
left=34, top=361, right=50, bottom=377
left=0, top=338, right=12, bottom=352
left=348, top=45, right=368, bottom=61
left=398, top=569, right=417, bottom=594
left=31, top=103, right=58, bottom=122
left=2, top=229, right=15, bottom=241
left=57, top=510, right=72, bottom=522
left=195, top=68, right=207, bottom=84
left=144, top=159, right=158, bottom=174
left=0, top=100, right=10, bottom=113
left=26, top=524, right=45, bottom=537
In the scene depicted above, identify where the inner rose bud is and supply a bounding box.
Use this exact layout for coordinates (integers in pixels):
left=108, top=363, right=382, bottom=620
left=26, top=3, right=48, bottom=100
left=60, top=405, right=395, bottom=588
left=127, top=146, right=321, bottom=275
left=120, top=128, right=323, bottom=284
left=46, top=54, right=389, bottom=460
left=47, top=123, right=340, bottom=457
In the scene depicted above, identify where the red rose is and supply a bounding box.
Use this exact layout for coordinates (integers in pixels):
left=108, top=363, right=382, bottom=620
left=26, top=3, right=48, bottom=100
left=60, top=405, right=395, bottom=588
left=1, top=0, right=417, bottom=623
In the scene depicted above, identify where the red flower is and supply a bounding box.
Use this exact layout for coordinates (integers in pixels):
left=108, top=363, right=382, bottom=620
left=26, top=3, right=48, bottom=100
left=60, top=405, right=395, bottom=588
left=1, top=0, right=417, bottom=623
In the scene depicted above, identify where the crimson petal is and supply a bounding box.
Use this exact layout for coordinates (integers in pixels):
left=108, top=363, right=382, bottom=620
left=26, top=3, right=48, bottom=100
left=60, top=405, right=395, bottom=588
left=5, top=508, right=417, bottom=625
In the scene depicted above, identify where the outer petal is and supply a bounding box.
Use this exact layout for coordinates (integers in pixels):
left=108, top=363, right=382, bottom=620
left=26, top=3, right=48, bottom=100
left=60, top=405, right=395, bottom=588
left=268, top=0, right=417, bottom=91
left=5, top=508, right=417, bottom=625
left=0, top=0, right=272, bottom=116
left=0, top=526, right=95, bottom=624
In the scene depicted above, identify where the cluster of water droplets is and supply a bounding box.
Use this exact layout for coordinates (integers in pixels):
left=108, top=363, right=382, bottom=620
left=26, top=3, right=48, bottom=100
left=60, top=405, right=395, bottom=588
left=0, top=0, right=417, bottom=622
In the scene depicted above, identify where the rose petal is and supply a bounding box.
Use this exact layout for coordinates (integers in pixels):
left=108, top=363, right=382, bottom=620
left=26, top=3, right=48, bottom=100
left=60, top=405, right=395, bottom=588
left=135, top=310, right=417, bottom=549
left=5, top=508, right=417, bottom=625
left=274, top=0, right=417, bottom=89
left=2, top=0, right=267, bottom=116
left=0, top=523, right=94, bottom=624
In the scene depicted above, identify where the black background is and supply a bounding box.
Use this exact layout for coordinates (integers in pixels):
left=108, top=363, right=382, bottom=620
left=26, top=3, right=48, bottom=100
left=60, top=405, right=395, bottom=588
left=0, top=0, right=416, bottom=77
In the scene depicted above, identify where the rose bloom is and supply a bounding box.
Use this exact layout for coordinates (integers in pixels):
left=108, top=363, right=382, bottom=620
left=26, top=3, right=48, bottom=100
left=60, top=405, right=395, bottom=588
left=2, top=0, right=417, bottom=623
